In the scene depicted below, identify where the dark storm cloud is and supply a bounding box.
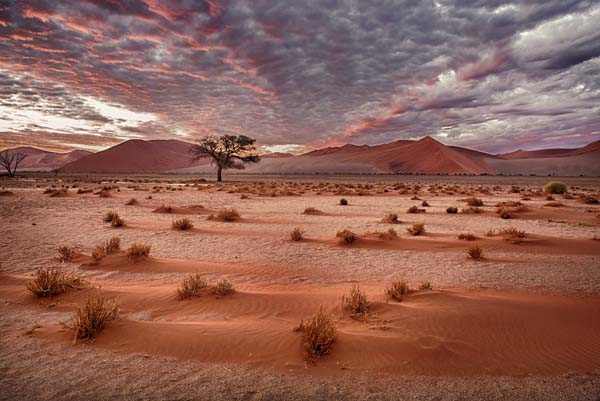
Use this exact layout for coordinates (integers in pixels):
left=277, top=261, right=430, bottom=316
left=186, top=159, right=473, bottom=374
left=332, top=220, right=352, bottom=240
left=0, top=0, right=599, bottom=153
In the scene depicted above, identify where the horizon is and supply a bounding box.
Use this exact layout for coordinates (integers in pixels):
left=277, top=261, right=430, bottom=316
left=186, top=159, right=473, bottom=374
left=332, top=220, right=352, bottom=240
left=1, top=2, right=599, bottom=154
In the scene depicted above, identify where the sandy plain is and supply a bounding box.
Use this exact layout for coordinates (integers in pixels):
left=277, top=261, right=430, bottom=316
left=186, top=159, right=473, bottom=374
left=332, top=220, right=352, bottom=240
left=1, top=174, right=599, bottom=400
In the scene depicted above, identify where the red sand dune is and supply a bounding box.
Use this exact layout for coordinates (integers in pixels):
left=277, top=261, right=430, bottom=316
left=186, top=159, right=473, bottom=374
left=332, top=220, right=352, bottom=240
left=61, top=139, right=208, bottom=173
left=57, top=137, right=600, bottom=175
left=0, top=146, right=91, bottom=170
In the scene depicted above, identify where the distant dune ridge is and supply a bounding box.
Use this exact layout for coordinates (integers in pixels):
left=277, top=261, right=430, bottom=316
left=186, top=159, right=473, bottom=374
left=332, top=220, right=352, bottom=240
left=4, top=137, right=600, bottom=176
left=0, top=146, right=92, bottom=171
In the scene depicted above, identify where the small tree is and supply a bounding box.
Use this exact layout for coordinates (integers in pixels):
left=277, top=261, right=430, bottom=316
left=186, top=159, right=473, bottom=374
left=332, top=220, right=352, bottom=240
left=191, top=135, right=260, bottom=182
left=0, top=151, right=27, bottom=177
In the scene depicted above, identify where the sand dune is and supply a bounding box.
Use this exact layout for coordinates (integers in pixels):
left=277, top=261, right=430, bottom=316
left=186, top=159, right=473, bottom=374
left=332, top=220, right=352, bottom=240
left=0, top=146, right=91, bottom=171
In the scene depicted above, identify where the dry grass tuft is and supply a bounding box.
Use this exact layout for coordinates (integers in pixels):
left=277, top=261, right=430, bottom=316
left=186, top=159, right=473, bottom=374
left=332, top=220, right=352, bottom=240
left=154, top=205, right=173, bottom=213
left=458, top=233, right=476, bottom=241
left=172, top=218, right=194, bottom=230
left=127, top=243, right=151, bottom=261
left=103, top=211, right=119, bottom=223
left=303, top=207, right=322, bottom=215
left=467, top=245, right=483, bottom=260
left=500, top=228, right=526, bottom=243
left=298, top=308, right=336, bottom=361
left=385, top=278, right=409, bottom=301
left=465, top=197, right=484, bottom=207
left=56, top=246, right=77, bottom=262
left=336, top=229, right=357, bottom=244
left=378, top=228, right=398, bottom=240
left=498, top=208, right=512, bottom=219
left=72, top=293, right=118, bottom=340
left=177, top=274, right=208, bottom=300
left=216, top=208, right=240, bottom=222
left=382, top=213, right=399, bottom=223
left=461, top=206, right=482, bottom=214
left=27, top=267, right=82, bottom=298
left=418, top=281, right=433, bottom=291
left=406, top=205, right=425, bottom=214
left=406, top=223, right=425, bottom=236
left=543, top=181, right=566, bottom=194
left=125, top=198, right=139, bottom=206
left=290, top=227, right=304, bottom=241
left=211, top=278, right=235, bottom=297
left=343, top=285, right=368, bottom=315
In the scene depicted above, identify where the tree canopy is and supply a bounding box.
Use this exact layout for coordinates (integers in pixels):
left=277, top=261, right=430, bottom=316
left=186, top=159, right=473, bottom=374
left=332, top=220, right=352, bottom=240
left=191, top=135, right=260, bottom=181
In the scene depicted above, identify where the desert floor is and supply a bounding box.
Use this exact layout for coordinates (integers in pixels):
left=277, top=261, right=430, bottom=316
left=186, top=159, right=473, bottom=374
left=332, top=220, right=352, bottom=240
left=1, top=174, right=599, bottom=400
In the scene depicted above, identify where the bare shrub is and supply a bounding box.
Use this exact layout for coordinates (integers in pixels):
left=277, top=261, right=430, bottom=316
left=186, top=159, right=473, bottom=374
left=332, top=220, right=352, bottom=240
left=336, top=229, right=357, bottom=244
left=343, top=285, right=368, bottom=315
left=290, top=227, right=304, bottom=241
left=467, top=245, right=483, bottom=260
left=127, top=243, right=151, bottom=261
left=56, top=246, right=77, bottom=262
left=407, top=205, right=425, bottom=214
left=110, top=215, right=124, bottom=227
left=385, top=279, right=409, bottom=301
left=458, top=233, right=476, bottom=241
left=382, top=213, right=399, bottom=223
left=103, top=211, right=118, bottom=223
left=172, top=218, right=194, bottom=230
left=154, top=205, right=173, bottom=213
left=26, top=267, right=78, bottom=298
left=177, top=274, right=208, bottom=300
left=125, top=198, right=138, bottom=206
left=498, top=208, right=512, bottom=219
left=446, top=206, right=458, bottom=214
left=298, top=308, right=336, bottom=361
left=421, top=200, right=430, bottom=207
left=461, top=206, right=482, bottom=214
left=211, top=278, right=235, bottom=297
left=407, top=223, right=425, bottom=236
left=72, top=293, right=118, bottom=340
left=103, top=237, right=121, bottom=255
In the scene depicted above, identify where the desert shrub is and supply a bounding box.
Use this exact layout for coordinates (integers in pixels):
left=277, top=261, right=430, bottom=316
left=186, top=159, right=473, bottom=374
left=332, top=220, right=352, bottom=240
left=378, top=228, right=398, bottom=240
left=467, top=245, right=483, bottom=260
left=419, top=281, right=432, bottom=291
left=125, top=198, right=138, bottom=206
left=91, top=245, right=106, bottom=265
left=298, top=308, right=336, bottom=361
left=240, top=194, right=249, bottom=199
left=172, top=218, right=194, bottom=230
left=446, top=207, right=458, bottom=214
left=211, top=278, right=235, bottom=296
left=343, top=285, right=368, bottom=315
left=98, top=189, right=111, bottom=198
left=72, top=294, right=118, bottom=340
left=290, top=227, right=304, bottom=241
left=26, top=267, right=79, bottom=298
left=339, top=198, right=348, bottom=205
left=485, top=229, right=498, bottom=237
left=461, top=206, right=482, bottom=214
left=385, top=279, right=409, bottom=301
left=465, top=197, right=484, bottom=207
left=407, top=223, right=425, bottom=236
left=421, top=200, right=430, bottom=207
left=103, top=211, right=119, bottom=223
left=110, top=215, right=124, bottom=227
left=127, top=243, right=151, bottom=261
left=177, top=274, right=207, bottom=300
left=217, top=208, right=240, bottom=222
left=458, top=233, right=476, bottom=241
left=382, top=213, right=399, bottom=223
left=500, top=228, right=526, bottom=243
left=407, top=205, right=425, bottom=214
left=56, top=246, right=77, bottom=262
left=303, top=207, right=322, bottom=215
left=543, top=181, right=566, bottom=194
left=336, top=229, right=357, bottom=244
left=498, top=208, right=512, bottom=219
left=584, top=197, right=599, bottom=205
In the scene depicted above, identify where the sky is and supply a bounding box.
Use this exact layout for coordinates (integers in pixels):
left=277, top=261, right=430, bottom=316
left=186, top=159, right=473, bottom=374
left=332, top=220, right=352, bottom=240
left=0, top=0, right=599, bottom=154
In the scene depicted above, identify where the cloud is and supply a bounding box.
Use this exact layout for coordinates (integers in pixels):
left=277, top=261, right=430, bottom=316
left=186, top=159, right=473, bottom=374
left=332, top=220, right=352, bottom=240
left=0, top=0, right=598, bottom=153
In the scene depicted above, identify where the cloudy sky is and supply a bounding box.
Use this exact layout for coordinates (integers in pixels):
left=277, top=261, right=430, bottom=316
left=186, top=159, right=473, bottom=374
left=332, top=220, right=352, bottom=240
left=0, top=0, right=599, bottom=154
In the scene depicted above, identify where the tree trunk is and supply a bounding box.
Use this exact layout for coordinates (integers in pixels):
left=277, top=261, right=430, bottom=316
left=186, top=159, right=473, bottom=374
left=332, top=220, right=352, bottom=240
left=217, top=166, right=223, bottom=182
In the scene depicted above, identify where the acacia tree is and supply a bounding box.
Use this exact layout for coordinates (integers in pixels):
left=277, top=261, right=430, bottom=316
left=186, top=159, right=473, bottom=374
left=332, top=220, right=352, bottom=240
left=191, top=135, right=260, bottom=182
left=0, top=151, right=27, bottom=177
